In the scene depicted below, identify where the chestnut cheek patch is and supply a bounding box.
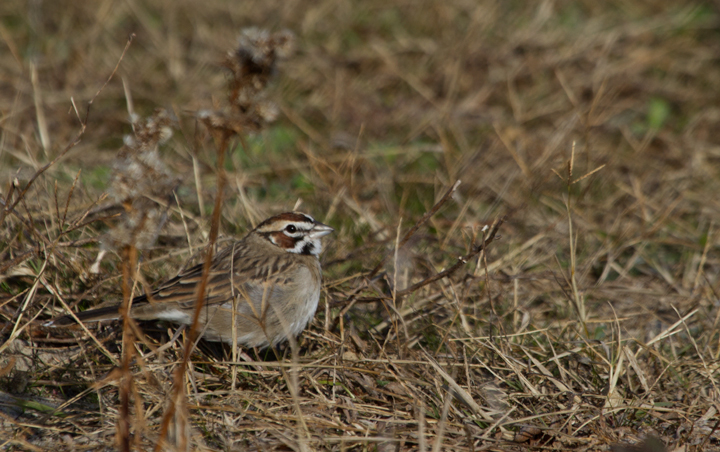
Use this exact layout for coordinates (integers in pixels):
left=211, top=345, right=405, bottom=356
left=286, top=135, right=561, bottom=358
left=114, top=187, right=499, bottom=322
left=269, top=231, right=296, bottom=249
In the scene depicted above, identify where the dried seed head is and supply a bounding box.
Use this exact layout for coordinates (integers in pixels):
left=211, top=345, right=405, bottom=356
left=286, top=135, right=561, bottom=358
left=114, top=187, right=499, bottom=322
left=229, top=28, right=295, bottom=90
left=254, top=100, right=279, bottom=123
left=105, top=109, right=179, bottom=250
left=203, top=28, right=295, bottom=136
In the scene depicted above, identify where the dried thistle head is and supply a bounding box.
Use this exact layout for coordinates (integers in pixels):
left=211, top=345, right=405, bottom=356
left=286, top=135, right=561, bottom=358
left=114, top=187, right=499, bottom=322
left=106, top=109, right=179, bottom=250
left=226, top=28, right=295, bottom=113
left=201, top=28, right=294, bottom=136
left=127, top=108, right=174, bottom=149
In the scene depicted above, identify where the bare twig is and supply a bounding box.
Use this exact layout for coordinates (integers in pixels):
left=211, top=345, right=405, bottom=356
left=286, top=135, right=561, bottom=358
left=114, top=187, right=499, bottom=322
left=117, top=244, right=137, bottom=452
left=354, top=216, right=505, bottom=304
left=154, top=133, right=228, bottom=452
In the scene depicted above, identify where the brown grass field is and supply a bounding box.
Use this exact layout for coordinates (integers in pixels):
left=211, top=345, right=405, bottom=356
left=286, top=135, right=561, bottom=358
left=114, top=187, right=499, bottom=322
left=1, top=1, right=720, bottom=450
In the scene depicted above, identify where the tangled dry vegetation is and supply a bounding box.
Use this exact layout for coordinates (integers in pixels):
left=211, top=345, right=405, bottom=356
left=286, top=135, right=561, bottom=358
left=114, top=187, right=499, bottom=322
left=1, top=1, right=720, bottom=451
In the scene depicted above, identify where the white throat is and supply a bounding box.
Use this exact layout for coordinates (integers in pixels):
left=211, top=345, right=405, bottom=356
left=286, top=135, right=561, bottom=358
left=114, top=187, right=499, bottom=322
left=285, top=236, right=322, bottom=256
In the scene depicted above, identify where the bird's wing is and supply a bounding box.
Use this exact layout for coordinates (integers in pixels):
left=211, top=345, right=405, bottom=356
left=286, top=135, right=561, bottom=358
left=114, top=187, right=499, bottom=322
left=143, top=244, right=243, bottom=307
left=136, top=240, right=292, bottom=311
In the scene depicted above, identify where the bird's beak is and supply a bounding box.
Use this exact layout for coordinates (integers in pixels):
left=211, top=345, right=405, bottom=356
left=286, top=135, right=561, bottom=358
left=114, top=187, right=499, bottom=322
left=309, top=221, right=334, bottom=238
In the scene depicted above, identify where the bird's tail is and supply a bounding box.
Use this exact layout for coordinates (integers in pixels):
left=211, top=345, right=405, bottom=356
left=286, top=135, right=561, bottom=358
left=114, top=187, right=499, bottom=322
left=49, top=304, right=122, bottom=326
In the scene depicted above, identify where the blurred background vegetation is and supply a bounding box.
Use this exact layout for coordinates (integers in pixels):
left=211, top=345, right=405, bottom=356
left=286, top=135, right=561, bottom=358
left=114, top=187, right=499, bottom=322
left=2, top=1, right=720, bottom=450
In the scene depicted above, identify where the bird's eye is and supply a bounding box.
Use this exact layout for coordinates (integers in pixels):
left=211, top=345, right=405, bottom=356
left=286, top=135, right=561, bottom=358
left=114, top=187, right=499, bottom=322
left=285, top=224, right=297, bottom=233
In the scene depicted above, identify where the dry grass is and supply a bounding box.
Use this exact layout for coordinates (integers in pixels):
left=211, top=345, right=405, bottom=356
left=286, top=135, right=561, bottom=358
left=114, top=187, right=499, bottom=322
left=2, top=1, right=720, bottom=450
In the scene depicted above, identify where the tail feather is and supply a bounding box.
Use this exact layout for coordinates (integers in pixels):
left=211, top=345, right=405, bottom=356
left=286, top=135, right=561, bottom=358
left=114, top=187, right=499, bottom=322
left=51, top=304, right=123, bottom=326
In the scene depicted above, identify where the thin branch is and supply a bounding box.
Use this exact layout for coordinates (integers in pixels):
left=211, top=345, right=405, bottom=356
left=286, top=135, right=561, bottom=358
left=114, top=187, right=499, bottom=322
left=353, top=216, right=505, bottom=304
left=154, top=132, right=229, bottom=452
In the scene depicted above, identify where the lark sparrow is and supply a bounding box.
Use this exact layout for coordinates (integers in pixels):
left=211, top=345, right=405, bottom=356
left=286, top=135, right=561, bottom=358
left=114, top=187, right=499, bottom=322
left=52, top=212, right=333, bottom=348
